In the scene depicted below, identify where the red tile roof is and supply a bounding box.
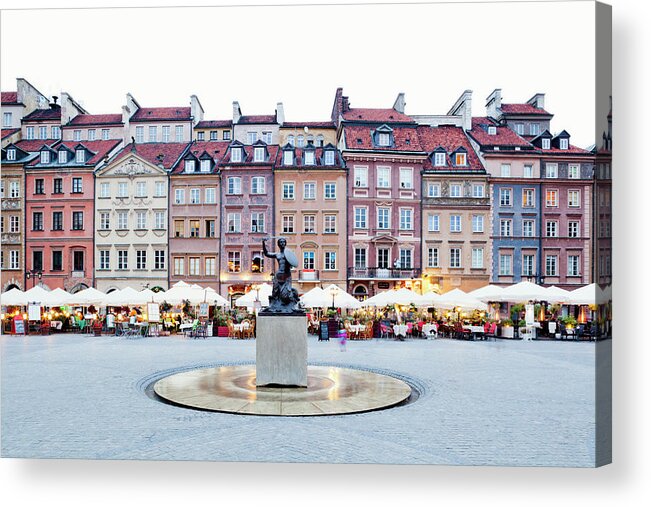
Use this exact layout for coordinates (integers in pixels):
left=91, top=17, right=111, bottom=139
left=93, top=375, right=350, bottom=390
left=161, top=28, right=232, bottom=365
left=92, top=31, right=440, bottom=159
left=131, top=107, right=191, bottom=122
left=26, top=139, right=121, bottom=167
left=342, top=108, right=414, bottom=123
left=68, top=114, right=123, bottom=126
left=2, top=128, right=20, bottom=139
left=501, top=103, right=551, bottom=115
left=171, top=141, right=231, bottom=174
left=1, top=92, right=19, bottom=104
left=110, top=142, right=191, bottom=170
left=13, top=139, right=59, bottom=152
left=222, top=144, right=280, bottom=165
left=342, top=125, right=423, bottom=151
left=238, top=115, right=277, bottom=124
left=417, top=125, right=484, bottom=170
left=468, top=117, right=532, bottom=148
left=195, top=120, right=232, bottom=129
left=281, top=121, right=335, bottom=129
left=273, top=146, right=344, bottom=169
left=22, top=107, right=61, bottom=121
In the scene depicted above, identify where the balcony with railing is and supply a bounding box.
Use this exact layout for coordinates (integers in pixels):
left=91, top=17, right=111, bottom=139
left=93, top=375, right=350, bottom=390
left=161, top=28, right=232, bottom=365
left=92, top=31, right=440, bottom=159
left=298, top=269, right=320, bottom=282
left=347, top=267, right=420, bottom=280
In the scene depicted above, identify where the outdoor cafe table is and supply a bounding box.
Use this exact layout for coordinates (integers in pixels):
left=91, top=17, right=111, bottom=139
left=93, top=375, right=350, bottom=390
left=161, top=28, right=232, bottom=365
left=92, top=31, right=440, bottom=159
left=349, top=324, right=365, bottom=338
left=422, top=323, right=437, bottom=339
left=466, top=325, right=485, bottom=339
left=393, top=324, right=409, bottom=339
left=49, top=320, right=63, bottom=330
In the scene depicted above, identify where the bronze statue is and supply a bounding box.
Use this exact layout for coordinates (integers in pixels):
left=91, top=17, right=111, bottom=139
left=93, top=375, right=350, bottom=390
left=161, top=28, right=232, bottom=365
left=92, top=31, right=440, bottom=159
left=261, top=237, right=303, bottom=314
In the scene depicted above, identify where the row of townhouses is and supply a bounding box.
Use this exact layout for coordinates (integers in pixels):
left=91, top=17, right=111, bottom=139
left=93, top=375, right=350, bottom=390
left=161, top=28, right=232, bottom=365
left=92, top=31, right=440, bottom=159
left=1, top=79, right=612, bottom=303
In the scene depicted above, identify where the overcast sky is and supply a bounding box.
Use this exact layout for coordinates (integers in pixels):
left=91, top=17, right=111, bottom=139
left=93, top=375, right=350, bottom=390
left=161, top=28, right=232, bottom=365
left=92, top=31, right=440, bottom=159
left=1, top=1, right=603, bottom=148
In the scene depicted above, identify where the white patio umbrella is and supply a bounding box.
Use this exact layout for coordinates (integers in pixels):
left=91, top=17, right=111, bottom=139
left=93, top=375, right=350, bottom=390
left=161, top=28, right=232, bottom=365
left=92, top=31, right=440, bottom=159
left=171, top=281, right=191, bottom=288
left=73, top=287, right=106, bottom=306
left=415, top=291, right=442, bottom=307
left=436, top=288, right=488, bottom=311
left=0, top=288, right=28, bottom=306
left=299, top=286, right=326, bottom=308
left=195, top=287, right=229, bottom=307
left=234, top=283, right=272, bottom=307
left=138, top=289, right=158, bottom=303
left=46, top=287, right=76, bottom=306
left=322, top=284, right=362, bottom=309
left=104, top=287, right=143, bottom=306
left=544, top=285, right=572, bottom=304
left=23, top=285, right=52, bottom=305
left=365, top=288, right=421, bottom=307
left=153, top=286, right=191, bottom=305
left=566, top=283, right=598, bottom=305
left=498, top=281, right=549, bottom=302
left=468, top=284, right=505, bottom=302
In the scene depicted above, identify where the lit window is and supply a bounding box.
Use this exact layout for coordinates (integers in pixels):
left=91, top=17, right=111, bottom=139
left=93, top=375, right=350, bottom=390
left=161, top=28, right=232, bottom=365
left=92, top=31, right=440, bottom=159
left=228, top=252, right=241, bottom=272
left=455, top=152, right=467, bottom=166
left=545, top=190, right=558, bottom=207
left=522, top=188, right=535, bottom=207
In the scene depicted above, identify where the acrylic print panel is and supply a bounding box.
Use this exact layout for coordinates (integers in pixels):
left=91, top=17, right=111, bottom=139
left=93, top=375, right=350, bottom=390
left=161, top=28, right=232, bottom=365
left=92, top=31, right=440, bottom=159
left=0, top=0, right=611, bottom=468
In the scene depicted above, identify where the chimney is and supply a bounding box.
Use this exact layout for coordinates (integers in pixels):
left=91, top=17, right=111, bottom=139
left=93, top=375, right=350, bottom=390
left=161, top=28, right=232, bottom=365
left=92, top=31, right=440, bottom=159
left=276, top=102, right=285, bottom=125
left=485, top=88, right=502, bottom=120
left=191, top=94, right=204, bottom=126
left=50, top=95, right=60, bottom=109
left=330, top=87, right=344, bottom=123
left=60, top=92, right=87, bottom=124
left=448, top=90, right=473, bottom=131
left=232, top=101, right=242, bottom=123
left=122, top=106, right=132, bottom=145
left=527, top=93, right=545, bottom=110
left=393, top=92, right=406, bottom=114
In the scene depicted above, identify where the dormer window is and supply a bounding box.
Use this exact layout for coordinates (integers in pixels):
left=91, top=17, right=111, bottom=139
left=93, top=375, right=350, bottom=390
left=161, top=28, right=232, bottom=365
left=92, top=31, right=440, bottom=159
left=200, top=159, right=211, bottom=172
left=231, top=147, right=243, bottom=163
left=560, top=138, right=569, bottom=150
left=488, top=126, right=497, bottom=135
left=283, top=150, right=294, bottom=166
left=324, top=150, right=335, bottom=166
left=378, top=132, right=390, bottom=146
left=542, top=138, right=551, bottom=150
left=304, top=151, right=315, bottom=166
left=40, top=150, right=50, bottom=164
left=58, top=150, right=68, bottom=164
left=7, top=148, right=16, bottom=161
left=454, top=152, right=467, bottom=166
left=185, top=159, right=196, bottom=172
left=254, top=147, right=265, bottom=162
left=434, top=152, right=446, bottom=167
left=75, top=149, right=85, bottom=163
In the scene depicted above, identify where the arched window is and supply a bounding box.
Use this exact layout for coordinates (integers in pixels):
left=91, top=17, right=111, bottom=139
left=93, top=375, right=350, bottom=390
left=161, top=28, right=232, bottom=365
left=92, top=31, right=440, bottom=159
left=316, top=134, right=324, bottom=147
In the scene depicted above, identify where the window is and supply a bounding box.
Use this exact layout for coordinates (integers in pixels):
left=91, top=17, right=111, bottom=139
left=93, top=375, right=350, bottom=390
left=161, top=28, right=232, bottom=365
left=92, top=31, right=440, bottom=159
left=522, top=188, right=535, bottom=207
left=227, top=177, right=241, bottom=195
left=190, top=188, right=200, bottom=204
left=542, top=138, right=551, bottom=150
left=529, top=123, right=540, bottom=135
left=283, top=150, right=293, bottom=165
left=455, top=152, right=467, bottom=166
left=68, top=250, right=82, bottom=272
left=135, top=181, right=146, bottom=197
left=174, top=188, right=185, bottom=204
left=434, top=151, right=446, bottom=167
left=154, top=250, right=165, bottom=270
left=247, top=132, right=257, bottom=144
left=568, top=164, right=580, bottom=179
left=52, top=211, right=63, bottom=231
left=136, top=211, right=147, bottom=230
left=488, top=126, right=497, bottom=135
left=499, top=218, right=513, bottom=237
left=450, top=215, right=461, bottom=233
left=545, top=255, right=558, bottom=276
left=304, top=151, right=315, bottom=166
left=568, top=190, right=580, bottom=207
left=197, top=132, right=205, bottom=141
left=198, top=159, right=210, bottom=173
left=377, top=248, right=390, bottom=268
left=449, top=248, right=461, bottom=268
left=205, top=257, right=216, bottom=276
left=58, top=150, right=67, bottom=164
left=399, top=249, right=413, bottom=269
left=72, top=177, right=83, bottom=193
left=427, top=183, right=441, bottom=197
left=523, top=164, right=534, bottom=178
left=560, top=138, right=569, bottom=150
left=324, top=150, right=335, bottom=165
left=40, top=150, right=50, bottom=164
left=251, top=177, right=265, bottom=194
left=297, top=135, right=305, bottom=147
left=427, top=214, right=440, bottom=232
left=522, top=254, right=535, bottom=276
left=99, top=251, right=110, bottom=270
left=377, top=167, right=390, bottom=188
left=378, top=132, right=390, bottom=146
left=32, top=212, right=43, bottom=231
left=499, top=164, right=511, bottom=177
left=316, top=135, right=324, bottom=147
left=7, top=148, right=16, bottom=161
left=136, top=250, right=147, bottom=270
left=545, top=163, right=558, bottom=178
left=161, top=126, right=170, bottom=142
left=228, top=251, right=241, bottom=272
left=185, top=160, right=196, bottom=173
left=324, top=182, right=336, bottom=199
left=499, top=188, right=512, bottom=206
left=254, top=147, right=265, bottom=162
left=35, top=179, right=45, bottom=194
left=350, top=248, right=366, bottom=269
left=303, top=215, right=315, bottom=234
left=10, top=250, right=19, bottom=269
left=282, top=215, right=294, bottom=234
left=472, top=184, right=484, bottom=198
left=568, top=255, right=580, bottom=276
left=568, top=221, right=580, bottom=238
left=282, top=182, right=295, bottom=200
left=26, top=126, right=35, bottom=140
left=39, top=126, right=47, bottom=140
left=545, top=189, right=558, bottom=207
left=230, top=147, right=242, bottom=162
left=101, top=129, right=109, bottom=140
left=223, top=131, right=231, bottom=141
left=522, top=220, right=535, bottom=237
left=154, top=211, right=166, bottom=230
left=189, top=220, right=200, bottom=237
left=174, top=220, right=184, bottom=238
left=118, top=182, right=128, bottom=197
left=174, top=258, right=184, bottom=276
left=377, top=208, right=390, bottom=229
left=75, top=149, right=85, bottom=163
left=515, top=123, right=524, bottom=135
left=227, top=213, right=241, bottom=233
left=155, top=181, right=165, bottom=197
left=73, top=130, right=82, bottom=141
left=354, top=207, right=367, bottom=229
left=450, top=184, right=462, bottom=198
left=99, top=212, right=110, bottom=230
left=354, top=167, right=368, bottom=187
left=399, top=168, right=413, bottom=189
left=117, top=211, right=128, bottom=230
left=472, top=248, right=484, bottom=269
left=210, top=131, right=218, bottom=141
left=304, top=251, right=316, bottom=270
left=205, top=187, right=216, bottom=204
left=499, top=254, right=512, bottom=275
left=546, top=221, right=558, bottom=237
left=135, top=126, right=144, bottom=143
left=148, top=126, right=157, bottom=142
left=324, top=214, right=336, bottom=233
left=427, top=248, right=439, bottom=268
left=117, top=250, right=128, bottom=270
left=189, top=257, right=200, bottom=276
left=32, top=251, right=43, bottom=271
left=399, top=208, right=413, bottom=230
left=251, top=251, right=264, bottom=273
left=251, top=213, right=265, bottom=233
left=287, top=135, right=295, bottom=146
left=324, top=251, right=337, bottom=270
left=472, top=215, right=484, bottom=233
left=205, top=219, right=215, bottom=238
left=88, top=129, right=96, bottom=141
left=9, top=181, right=19, bottom=198
left=9, top=215, right=19, bottom=233
left=72, top=211, right=84, bottom=230
left=175, top=126, right=183, bottom=142
left=2, top=112, right=11, bottom=127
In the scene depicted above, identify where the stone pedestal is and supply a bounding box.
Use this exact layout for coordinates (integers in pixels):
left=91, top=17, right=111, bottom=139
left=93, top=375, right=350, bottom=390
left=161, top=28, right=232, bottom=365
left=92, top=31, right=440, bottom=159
left=256, top=314, right=307, bottom=387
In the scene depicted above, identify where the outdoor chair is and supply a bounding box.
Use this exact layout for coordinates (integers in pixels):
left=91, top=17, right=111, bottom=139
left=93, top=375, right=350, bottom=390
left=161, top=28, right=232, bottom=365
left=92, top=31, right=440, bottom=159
left=192, top=322, right=207, bottom=339
left=227, top=320, right=240, bottom=339
left=243, top=321, right=255, bottom=339
left=380, top=322, right=393, bottom=339
left=363, top=321, right=374, bottom=339
left=40, top=322, right=50, bottom=335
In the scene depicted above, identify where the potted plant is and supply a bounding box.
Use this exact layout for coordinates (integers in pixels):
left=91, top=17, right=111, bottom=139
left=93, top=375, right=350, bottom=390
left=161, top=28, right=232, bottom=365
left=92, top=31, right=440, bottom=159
left=214, top=311, right=229, bottom=337
left=500, top=318, right=514, bottom=338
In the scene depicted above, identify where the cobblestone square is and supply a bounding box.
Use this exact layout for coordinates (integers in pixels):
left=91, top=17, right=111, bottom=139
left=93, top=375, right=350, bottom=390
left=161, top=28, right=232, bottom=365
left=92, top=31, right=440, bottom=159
left=1, top=334, right=598, bottom=466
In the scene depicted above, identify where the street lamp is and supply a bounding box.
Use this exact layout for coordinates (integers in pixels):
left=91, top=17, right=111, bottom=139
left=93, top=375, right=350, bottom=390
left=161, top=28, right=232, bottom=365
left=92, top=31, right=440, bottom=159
left=26, top=270, right=43, bottom=288
left=329, top=286, right=338, bottom=311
